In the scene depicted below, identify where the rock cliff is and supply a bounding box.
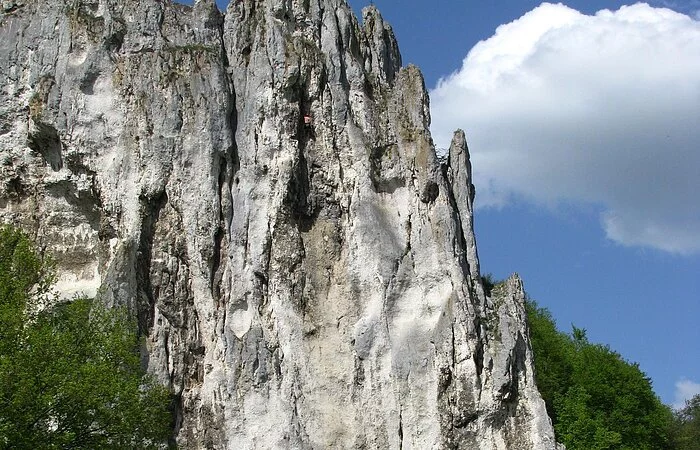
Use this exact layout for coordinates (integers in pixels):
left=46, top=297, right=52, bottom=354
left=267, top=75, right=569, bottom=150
left=0, top=0, right=558, bottom=448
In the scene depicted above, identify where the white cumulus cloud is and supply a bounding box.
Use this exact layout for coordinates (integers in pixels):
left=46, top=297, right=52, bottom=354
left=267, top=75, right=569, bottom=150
left=430, top=2, right=700, bottom=254
left=673, top=378, right=700, bottom=409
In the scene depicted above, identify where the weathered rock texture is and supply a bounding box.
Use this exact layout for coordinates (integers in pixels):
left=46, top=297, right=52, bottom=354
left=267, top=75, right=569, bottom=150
left=0, top=0, right=558, bottom=448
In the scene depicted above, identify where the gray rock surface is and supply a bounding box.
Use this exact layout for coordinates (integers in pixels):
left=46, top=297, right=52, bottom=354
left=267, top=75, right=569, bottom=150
left=0, top=0, right=559, bottom=448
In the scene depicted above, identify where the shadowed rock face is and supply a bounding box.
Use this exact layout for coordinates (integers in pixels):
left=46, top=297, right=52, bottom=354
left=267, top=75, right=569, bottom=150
left=0, top=0, right=559, bottom=448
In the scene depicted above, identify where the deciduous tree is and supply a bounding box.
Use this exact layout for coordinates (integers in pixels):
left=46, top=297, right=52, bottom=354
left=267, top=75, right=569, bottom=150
left=526, top=297, right=673, bottom=449
left=0, top=226, right=173, bottom=448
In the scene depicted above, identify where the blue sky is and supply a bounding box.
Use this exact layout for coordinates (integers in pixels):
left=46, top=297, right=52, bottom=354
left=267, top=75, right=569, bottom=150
left=193, top=0, right=700, bottom=407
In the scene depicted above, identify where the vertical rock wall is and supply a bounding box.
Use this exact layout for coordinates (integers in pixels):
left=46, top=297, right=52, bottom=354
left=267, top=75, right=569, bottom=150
left=0, top=0, right=558, bottom=448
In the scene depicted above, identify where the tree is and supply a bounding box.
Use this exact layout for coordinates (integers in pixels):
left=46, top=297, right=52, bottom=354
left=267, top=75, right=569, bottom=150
left=526, top=298, right=673, bottom=449
left=671, top=394, right=700, bottom=450
left=556, top=339, right=672, bottom=449
left=0, top=225, right=55, bottom=357
left=0, top=226, right=173, bottom=448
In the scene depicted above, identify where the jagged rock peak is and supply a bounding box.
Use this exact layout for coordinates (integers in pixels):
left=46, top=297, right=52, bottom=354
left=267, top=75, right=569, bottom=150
left=361, top=4, right=402, bottom=83
left=0, top=0, right=559, bottom=448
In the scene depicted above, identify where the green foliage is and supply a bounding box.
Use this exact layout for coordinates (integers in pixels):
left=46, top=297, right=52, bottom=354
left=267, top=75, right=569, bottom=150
left=671, top=395, right=700, bottom=450
left=480, top=273, right=497, bottom=296
left=0, top=226, right=54, bottom=357
left=525, top=301, right=573, bottom=423
left=0, top=226, right=172, bottom=448
left=526, top=298, right=673, bottom=449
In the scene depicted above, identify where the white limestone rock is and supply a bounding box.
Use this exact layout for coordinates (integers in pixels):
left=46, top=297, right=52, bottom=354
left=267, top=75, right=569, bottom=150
left=0, top=0, right=559, bottom=448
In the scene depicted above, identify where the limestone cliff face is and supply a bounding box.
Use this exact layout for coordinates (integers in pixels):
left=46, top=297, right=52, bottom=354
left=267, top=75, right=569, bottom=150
left=0, top=0, right=558, bottom=448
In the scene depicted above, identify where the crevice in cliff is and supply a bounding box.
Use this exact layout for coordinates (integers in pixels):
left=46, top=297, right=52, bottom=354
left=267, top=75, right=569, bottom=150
left=211, top=223, right=224, bottom=295
left=211, top=152, right=234, bottom=298
left=136, top=190, right=168, bottom=335
left=285, top=145, right=318, bottom=232
left=474, top=330, right=485, bottom=379
left=258, top=222, right=272, bottom=313
left=171, top=391, right=184, bottom=448
left=215, top=10, right=239, bottom=305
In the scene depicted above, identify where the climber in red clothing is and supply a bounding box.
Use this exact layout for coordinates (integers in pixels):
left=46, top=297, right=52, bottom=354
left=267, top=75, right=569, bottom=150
left=303, top=114, right=313, bottom=129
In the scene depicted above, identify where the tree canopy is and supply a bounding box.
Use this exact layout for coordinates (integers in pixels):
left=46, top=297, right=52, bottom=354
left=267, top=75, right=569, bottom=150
left=0, top=226, right=173, bottom=449
left=525, top=297, right=675, bottom=449
left=671, top=394, right=700, bottom=450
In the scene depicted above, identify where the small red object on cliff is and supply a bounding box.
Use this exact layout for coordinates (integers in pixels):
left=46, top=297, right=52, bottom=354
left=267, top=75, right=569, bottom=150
left=303, top=115, right=312, bottom=127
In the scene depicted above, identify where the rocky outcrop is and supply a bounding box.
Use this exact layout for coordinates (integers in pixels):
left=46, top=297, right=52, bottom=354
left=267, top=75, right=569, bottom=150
left=0, top=0, right=558, bottom=448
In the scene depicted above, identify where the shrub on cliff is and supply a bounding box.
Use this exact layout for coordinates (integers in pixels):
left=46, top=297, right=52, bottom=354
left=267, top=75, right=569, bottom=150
left=0, top=226, right=173, bottom=448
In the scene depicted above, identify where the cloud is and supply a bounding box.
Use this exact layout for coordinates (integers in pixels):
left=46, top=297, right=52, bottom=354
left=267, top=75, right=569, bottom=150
left=430, top=3, right=700, bottom=254
left=673, top=378, right=700, bottom=409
